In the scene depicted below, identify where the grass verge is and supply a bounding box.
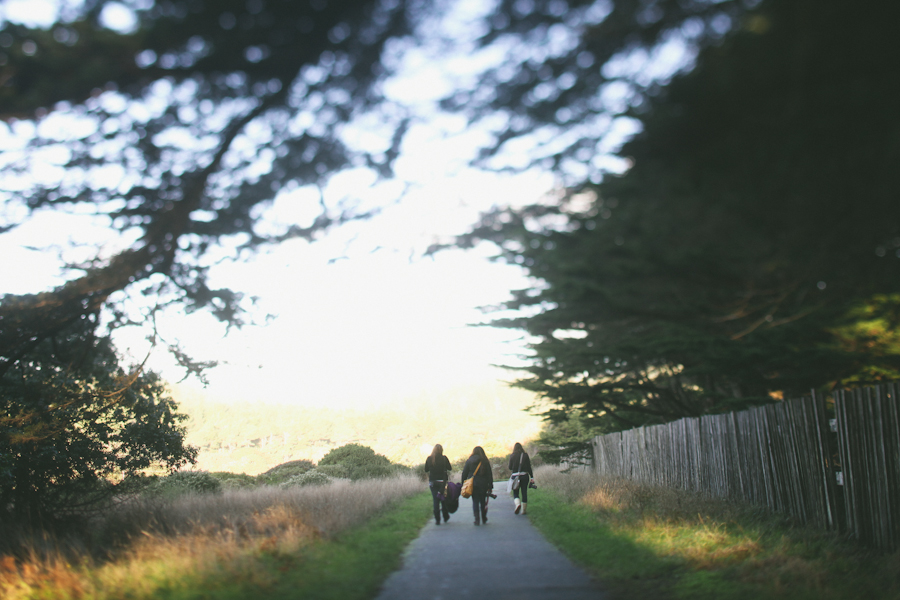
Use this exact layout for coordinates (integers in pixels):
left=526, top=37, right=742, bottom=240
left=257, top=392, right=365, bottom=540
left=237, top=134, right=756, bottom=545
left=255, top=490, right=431, bottom=600
left=529, top=466, right=900, bottom=600
left=131, top=490, right=432, bottom=600
left=1, top=482, right=431, bottom=600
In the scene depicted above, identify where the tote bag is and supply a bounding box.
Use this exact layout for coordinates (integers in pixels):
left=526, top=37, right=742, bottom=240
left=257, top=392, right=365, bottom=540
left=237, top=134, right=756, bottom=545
left=460, top=461, right=482, bottom=499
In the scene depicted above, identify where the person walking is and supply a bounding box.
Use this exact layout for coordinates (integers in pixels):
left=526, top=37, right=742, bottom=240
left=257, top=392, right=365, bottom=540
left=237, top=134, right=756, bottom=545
left=508, top=442, right=534, bottom=515
left=460, top=446, right=493, bottom=526
left=425, top=444, right=452, bottom=525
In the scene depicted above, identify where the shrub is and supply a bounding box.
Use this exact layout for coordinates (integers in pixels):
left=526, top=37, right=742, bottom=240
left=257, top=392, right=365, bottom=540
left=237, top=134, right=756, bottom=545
left=256, top=460, right=316, bottom=486
left=280, top=469, right=337, bottom=488
left=390, top=463, right=415, bottom=477
left=317, top=463, right=352, bottom=480
left=144, top=471, right=222, bottom=498
left=210, top=472, right=257, bottom=490
left=319, top=444, right=395, bottom=480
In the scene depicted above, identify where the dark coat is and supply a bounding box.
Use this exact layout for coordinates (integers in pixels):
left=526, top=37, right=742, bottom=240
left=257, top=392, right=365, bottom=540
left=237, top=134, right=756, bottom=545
left=460, top=454, right=493, bottom=493
left=508, top=451, right=533, bottom=478
left=425, top=454, right=452, bottom=482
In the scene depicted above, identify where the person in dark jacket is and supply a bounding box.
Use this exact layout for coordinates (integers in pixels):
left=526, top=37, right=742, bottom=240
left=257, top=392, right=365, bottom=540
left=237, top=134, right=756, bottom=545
left=508, top=442, right=534, bottom=515
left=425, top=443, right=453, bottom=525
left=460, top=445, right=493, bottom=526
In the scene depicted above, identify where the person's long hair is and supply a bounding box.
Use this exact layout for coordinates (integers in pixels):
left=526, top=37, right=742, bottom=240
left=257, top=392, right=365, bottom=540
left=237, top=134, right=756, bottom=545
left=471, top=445, right=489, bottom=470
left=511, top=442, right=526, bottom=470
left=430, top=444, right=443, bottom=464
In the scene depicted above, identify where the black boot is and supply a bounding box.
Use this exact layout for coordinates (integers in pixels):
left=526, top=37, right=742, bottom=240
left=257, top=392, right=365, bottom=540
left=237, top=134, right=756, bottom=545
left=481, top=508, right=488, bottom=524
left=435, top=514, right=441, bottom=525
left=443, top=511, right=450, bottom=523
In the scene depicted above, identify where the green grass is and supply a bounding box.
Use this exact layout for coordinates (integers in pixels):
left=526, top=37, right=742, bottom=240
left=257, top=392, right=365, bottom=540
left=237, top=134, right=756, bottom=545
left=528, top=473, right=900, bottom=600
left=259, top=490, right=431, bottom=600
left=528, top=490, right=683, bottom=599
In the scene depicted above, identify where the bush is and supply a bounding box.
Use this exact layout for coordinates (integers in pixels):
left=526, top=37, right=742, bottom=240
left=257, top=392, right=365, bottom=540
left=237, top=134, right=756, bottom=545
left=318, top=444, right=395, bottom=480
left=256, top=460, right=316, bottom=486
left=280, top=469, right=337, bottom=488
left=317, top=463, right=352, bottom=480
left=144, top=471, right=222, bottom=498
left=390, top=463, right=415, bottom=477
left=210, top=472, right=257, bottom=490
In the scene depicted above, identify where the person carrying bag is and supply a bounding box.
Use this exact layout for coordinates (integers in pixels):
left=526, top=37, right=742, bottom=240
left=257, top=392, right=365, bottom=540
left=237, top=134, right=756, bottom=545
left=460, top=446, right=493, bottom=526
left=507, top=442, right=534, bottom=515
left=425, top=443, right=453, bottom=525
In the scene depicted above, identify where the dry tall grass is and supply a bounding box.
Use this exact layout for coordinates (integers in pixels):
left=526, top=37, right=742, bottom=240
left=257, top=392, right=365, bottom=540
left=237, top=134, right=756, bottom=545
left=0, top=474, right=424, bottom=600
left=534, top=464, right=749, bottom=523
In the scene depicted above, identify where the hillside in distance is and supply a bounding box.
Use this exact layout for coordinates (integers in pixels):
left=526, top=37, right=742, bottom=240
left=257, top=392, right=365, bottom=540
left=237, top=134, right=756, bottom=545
left=172, top=380, right=545, bottom=475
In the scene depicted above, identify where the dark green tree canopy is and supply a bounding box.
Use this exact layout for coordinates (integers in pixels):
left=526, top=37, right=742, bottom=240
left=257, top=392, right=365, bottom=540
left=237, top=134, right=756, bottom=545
left=0, top=314, right=196, bottom=523
left=453, top=0, right=900, bottom=428
left=4, top=0, right=898, bottom=435
left=443, top=0, right=752, bottom=178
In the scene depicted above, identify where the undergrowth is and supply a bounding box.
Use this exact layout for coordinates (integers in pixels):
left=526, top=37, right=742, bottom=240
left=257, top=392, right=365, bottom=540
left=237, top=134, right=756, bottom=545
left=530, top=465, right=900, bottom=600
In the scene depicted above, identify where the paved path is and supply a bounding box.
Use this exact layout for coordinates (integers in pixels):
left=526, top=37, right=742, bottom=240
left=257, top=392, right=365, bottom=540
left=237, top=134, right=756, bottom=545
left=375, top=491, right=607, bottom=600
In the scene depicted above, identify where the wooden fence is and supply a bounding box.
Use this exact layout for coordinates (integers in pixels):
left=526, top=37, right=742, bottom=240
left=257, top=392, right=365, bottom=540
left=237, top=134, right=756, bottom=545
left=591, top=383, right=900, bottom=550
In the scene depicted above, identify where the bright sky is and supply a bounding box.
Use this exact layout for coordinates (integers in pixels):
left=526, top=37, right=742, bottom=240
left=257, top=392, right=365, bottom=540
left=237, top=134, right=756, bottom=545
left=113, top=163, right=555, bottom=409
left=0, top=119, right=555, bottom=411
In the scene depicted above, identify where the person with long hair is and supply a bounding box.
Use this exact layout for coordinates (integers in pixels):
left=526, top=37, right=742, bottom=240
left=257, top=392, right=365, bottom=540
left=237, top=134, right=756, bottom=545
left=460, top=446, right=494, bottom=526
left=424, top=443, right=453, bottom=525
left=508, top=442, right=534, bottom=515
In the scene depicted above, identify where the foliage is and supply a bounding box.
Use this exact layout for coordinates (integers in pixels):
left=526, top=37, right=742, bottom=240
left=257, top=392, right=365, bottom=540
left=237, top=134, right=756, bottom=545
left=0, top=316, right=196, bottom=524
left=0, top=0, right=418, bottom=378
left=0, top=0, right=778, bottom=377
left=444, top=0, right=755, bottom=179
left=280, top=468, right=338, bottom=488
left=318, top=443, right=397, bottom=480
left=143, top=470, right=222, bottom=498
left=531, top=466, right=900, bottom=600
left=316, top=462, right=352, bottom=479
left=0, top=0, right=424, bottom=531
left=452, top=0, right=900, bottom=428
left=256, top=459, right=316, bottom=486
left=0, top=0, right=812, bottom=419
left=209, top=471, right=257, bottom=490
left=534, top=409, right=611, bottom=465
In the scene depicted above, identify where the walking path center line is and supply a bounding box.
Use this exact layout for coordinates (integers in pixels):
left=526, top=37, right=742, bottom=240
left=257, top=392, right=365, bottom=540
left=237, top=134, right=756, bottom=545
left=375, top=492, right=607, bottom=600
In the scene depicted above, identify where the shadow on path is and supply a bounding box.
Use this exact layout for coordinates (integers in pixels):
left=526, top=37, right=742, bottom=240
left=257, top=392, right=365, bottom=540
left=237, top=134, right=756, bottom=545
left=375, top=492, right=608, bottom=600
